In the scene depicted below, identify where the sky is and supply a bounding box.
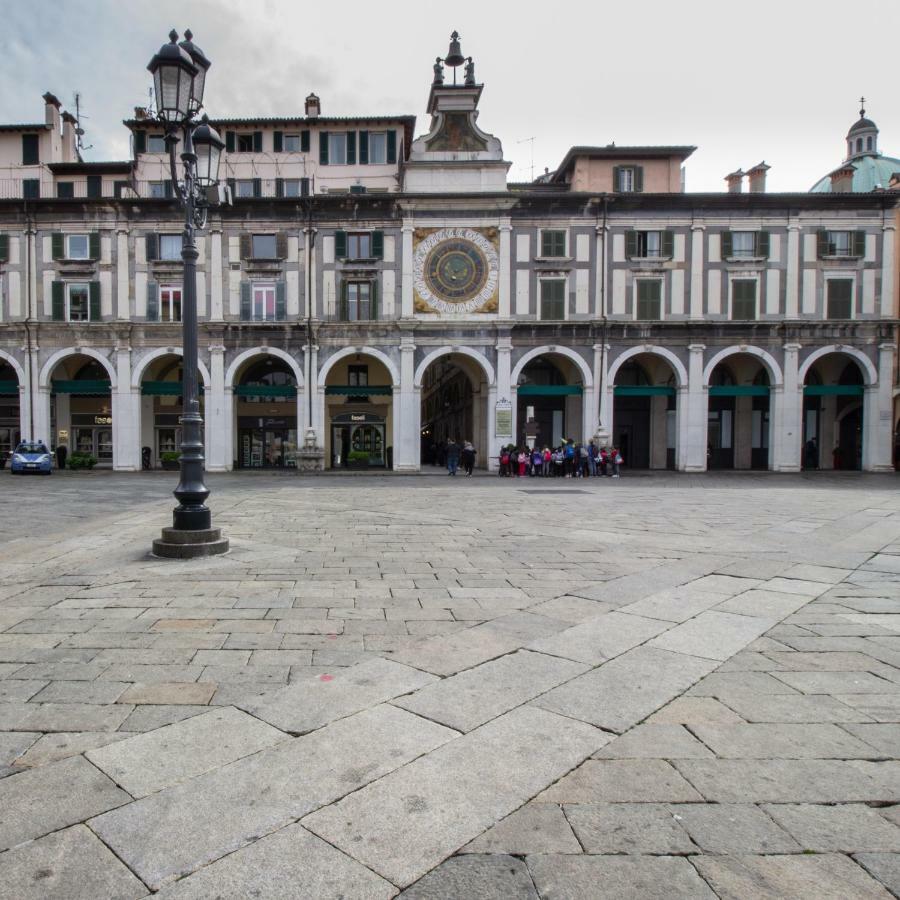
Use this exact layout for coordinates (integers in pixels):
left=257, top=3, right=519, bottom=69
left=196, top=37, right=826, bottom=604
left=2, top=0, right=899, bottom=192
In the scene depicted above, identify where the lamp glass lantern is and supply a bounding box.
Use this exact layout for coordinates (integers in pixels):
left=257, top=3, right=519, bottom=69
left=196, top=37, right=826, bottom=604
left=192, top=117, right=225, bottom=188
left=147, top=30, right=198, bottom=125
left=179, top=30, right=211, bottom=116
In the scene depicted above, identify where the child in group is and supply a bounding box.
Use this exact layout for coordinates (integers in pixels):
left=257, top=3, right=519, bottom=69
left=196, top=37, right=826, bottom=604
left=531, top=446, right=543, bottom=476
left=517, top=448, right=528, bottom=477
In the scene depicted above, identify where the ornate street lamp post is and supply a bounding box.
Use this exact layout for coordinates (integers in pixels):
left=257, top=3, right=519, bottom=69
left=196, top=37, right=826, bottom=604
left=148, top=30, right=228, bottom=558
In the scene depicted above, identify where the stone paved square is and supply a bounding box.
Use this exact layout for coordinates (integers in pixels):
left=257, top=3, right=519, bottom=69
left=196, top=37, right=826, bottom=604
left=0, top=470, right=897, bottom=897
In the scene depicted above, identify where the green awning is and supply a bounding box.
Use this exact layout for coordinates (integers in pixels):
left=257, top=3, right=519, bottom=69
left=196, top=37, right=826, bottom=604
left=614, top=385, right=676, bottom=397
left=52, top=379, right=111, bottom=395
left=804, top=385, right=864, bottom=397
left=708, top=385, right=770, bottom=397
left=516, top=384, right=583, bottom=397
left=325, top=385, right=393, bottom=396
left=235, top=384, right=297, bottom=398
left=0, top=380, right=19, bottom=395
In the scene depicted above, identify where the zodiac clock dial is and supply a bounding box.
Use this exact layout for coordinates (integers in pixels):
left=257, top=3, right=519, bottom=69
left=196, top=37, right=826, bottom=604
left=413, top=228, right=499, bottom=313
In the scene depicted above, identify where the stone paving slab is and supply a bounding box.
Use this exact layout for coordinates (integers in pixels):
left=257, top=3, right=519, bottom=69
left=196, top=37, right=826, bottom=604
left=593, top=723, right=714, bottom=758
left=670, top=803, right=801, bottom=854
left=398, top=854, right=537, bottom=899
left=0, top=754, right=132, bottom=850
left=0, top=824, right=148, bottom=900
left=762, top=803, right=900, bottom=852
left=459, top=802, right=582, bottom=855
left=854, top=854, right=900, bottom=897
left=690, top=722, right=882, bottom=759
left=563, top=802, right=697, bottom=854
left=302, top=706, right=605, bottom=888
left=648, top=610, right=776, bottom=661
left=89, top=704, right=455, bottom=890
left=15, top=730, right=134, bottom=768
left=717, top=692, right=874, bottom=723
left=538, top=759, right=703, bottom=803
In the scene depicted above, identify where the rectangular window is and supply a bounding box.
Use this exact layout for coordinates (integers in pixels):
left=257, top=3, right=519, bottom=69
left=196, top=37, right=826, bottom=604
left=22, top=134, right=39, bottom=165
left=237, top=134, right=254, bottom=152
left=86, top=175, right=102, bottom=198
left=149, top=181, right=167, bottom=198
left=283, top=134, right=301, bottom=152
left=66, top=234, right=90, bottom=260
left=636, top=279, right=662, bottom=319
left=826, top=279, right=853, bottom=318
left=234, top=180, right=255, bottom=198
left=344, top=282, right=372, bottom=320
left=252, top=283, right=276, bottom=321
left=730, top=232, right=756, bottom=257
left=23, top=179, right=40, bottom=199
left=160, top=285, right=182, bottom=322
left=158, top=234, right=183, bottom=261
left=147, top=134, right=166, bottom=153
left=251, top=234, right=277, bottom=259
left=346, top=233, right=371, bottom=259
left=637, top=231, right=661, bottom=258
left=540, top=230, right=566, bottom=258
left=283, top=179, right=302, bottom=197
left=67, top=283, right=90, bottom=321
left=57, top=182, right=75, bottom=199
left=540, top=279, right=566, bottom=320
left=825, top=231, right=852, bottom=257
left=368, top=132, right=387, bottom=164
left=328, top=132, right=347, bottom=164
left=618, top=167, right=635, bottom=192
left=348, top=365, right=368, bottom=386
left=731, top=278, right=757, bottom=319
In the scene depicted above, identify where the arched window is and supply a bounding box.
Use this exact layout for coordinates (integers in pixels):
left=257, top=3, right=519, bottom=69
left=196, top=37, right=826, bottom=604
left=866, top=136, right=873, bottom=151
left=856, top=138, right=863, bottom=153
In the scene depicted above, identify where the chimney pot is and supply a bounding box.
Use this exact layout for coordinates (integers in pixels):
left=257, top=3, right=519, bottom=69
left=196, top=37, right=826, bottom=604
left=725, top=169, right=744, bottom=194
left=305, top=93, right=321, bottom=118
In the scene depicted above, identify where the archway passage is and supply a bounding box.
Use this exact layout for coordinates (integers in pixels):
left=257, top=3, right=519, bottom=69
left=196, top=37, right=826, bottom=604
left=324, top=354, right=392, bottom=469
left=50, top=359, right=113, bottom=465
left=235, top=357, right=299, bottom=469
left=803, top=355, right=866, bottom=470
left=515, top=354, right=584, bottom=450
left=421, top=355, right=489, bottom=468
left=613, top=355, right=677, bottom=469
left=139, top=355, right=206, bottom=469
left=707, top=354, right=772, bottom=470
left=0, top=362, right=20, bottom=458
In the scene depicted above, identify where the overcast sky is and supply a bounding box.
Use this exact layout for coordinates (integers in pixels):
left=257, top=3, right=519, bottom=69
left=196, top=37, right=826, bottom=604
left=3, top=0, right=899, bottom=192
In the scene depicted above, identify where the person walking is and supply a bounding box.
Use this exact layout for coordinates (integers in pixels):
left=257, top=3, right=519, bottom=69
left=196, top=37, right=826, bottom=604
left=446, top=438, right=460, bottom=476
left=611, top=446, right=622, bottom=477
left=462, top=440, right=476, bottom=476
left=564, top=440, right=575, bottom=477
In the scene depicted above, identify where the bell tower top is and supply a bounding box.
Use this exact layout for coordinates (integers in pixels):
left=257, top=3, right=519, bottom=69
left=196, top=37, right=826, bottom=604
left=846, top=98, right=879, bottom=160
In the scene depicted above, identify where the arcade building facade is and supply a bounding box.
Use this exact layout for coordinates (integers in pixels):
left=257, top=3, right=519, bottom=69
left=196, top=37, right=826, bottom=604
left=0, top=36, right=897, bottom=473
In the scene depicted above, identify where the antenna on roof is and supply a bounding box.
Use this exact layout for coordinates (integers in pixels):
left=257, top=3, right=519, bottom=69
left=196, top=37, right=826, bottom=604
left=518, top=136, right=535, bottom=182
left=73, top=92, right=93, bottom=153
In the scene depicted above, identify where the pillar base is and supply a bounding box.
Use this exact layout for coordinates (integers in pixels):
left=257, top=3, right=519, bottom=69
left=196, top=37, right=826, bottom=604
left=152, top=526, right=229, bottom=559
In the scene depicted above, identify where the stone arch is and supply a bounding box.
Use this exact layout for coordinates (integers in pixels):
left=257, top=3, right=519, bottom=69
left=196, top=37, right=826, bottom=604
left=0, top=350, right=26, bottom=386
left=607, top=346, right=687, bottom=388
left=798, top=345, right=877, bottom=387
left=511, top=346, right=593, bottom=388
left=318, top=346, right=399, bottom=388
left=131, top=348, right=211, bottom=389
left=226, top=347, right=304, bottom=388
left=703, top=346, right=784, bottom=387
left=40, top=347, right=117, bottom=389
left=414, top=346, right=495, bottom=389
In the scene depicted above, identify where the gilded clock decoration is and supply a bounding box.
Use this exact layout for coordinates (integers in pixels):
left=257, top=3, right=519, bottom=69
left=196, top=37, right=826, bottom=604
left=413, top=228, right=499, bottom=314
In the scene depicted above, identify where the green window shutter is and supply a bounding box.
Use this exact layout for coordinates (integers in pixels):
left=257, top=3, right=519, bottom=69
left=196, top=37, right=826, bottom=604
left=346, top=131, right=356, bottom=165
left=721, top=231, right=733, bottom=258
left=386, top=130, right=397, bottom=164
left=253, top=131, right=263, bottom=153
left=662, top=231, right=674, bottom=258
left=335, top=230, right=347, bottom=258
left=0, top=234, right=8, bottom=262
left=89, top=232, right=101, bottom=260
left=370, top=278, right=378, bottom=320
left=372, top=230, right=384, bottom=259
left=276, top=232, right=288, bottom=259
left=273, top=131, right=283, bottom=153
left=86, top=175, right=102, bottom=199
left=634, top=166, right=644, bottom=192
left=359, top=131, right=369, bottom=164
left=225, top=131, right=235, bottom=153
left=89, top=281, right=101, bottom=321
left=146, top=282, right=159, bottom=321
left=817, top=230, right=829, bottom=258
left=612, top=166, right=621, bottom=191
left=301, top=130, right=310, bottom=152
left=757, top=231, right=770, bottom=259
left=854, top=230, right=866, bottom=258
left=52, top=281, right=65, bottom=320
left=625, top=231, right=638, bottom=259
left=275, top=177, right=284, bottom=198
left=827, top=279, right=853, bottom=318
left=319, top=132, right=329, bottom=165
left=340, top=280, right=348, bottom=320
left=240, top=281, right=252, bottom=320
left=637, top=280, right=662, bottom=319
left=133, top=131, right=146, bottom=154
left=164, top=180, right=174, bottom=199
left=51, top=232, right=64, bottom=260
left=240, top=234, right=252, bottom=259
left=252, top=178, right=262, bottom=198
left=300, top=177, right=310, bottom=197
left=145, top=233, right=158, bottom=261
left=275, top=281, right=286, bottom=321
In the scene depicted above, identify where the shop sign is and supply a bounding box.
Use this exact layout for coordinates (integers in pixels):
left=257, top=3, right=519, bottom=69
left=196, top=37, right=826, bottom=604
left=495, top=399, right=512, bottom=438
left=350, top=414, right=367, bottom=422
left=94, top=416, right=112, bottom=425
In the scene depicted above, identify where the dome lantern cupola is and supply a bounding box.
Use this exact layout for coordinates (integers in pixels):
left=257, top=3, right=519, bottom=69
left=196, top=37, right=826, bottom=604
left=846, top=98, right=878, bottom=160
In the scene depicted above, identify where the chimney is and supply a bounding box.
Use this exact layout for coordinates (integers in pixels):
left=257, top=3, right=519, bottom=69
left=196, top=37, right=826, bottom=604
left=725, top=169, right=744, bottom=194
left=42, top=91, right=61, bottom=131
left=305, top=93, right=321, bottom=119
left=61, top=111, right=77, bottom=162
left=747, top=161, right=770, bottom=193
left=829, top=163, right=856, bottom=193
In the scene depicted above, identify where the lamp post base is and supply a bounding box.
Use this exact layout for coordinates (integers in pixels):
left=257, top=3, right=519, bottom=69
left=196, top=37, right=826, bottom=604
left=152, top=526, right=229, bottom=559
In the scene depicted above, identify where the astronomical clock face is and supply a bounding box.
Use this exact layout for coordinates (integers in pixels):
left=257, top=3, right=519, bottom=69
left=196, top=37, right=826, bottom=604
left=413, top=228, right=499, bottom=314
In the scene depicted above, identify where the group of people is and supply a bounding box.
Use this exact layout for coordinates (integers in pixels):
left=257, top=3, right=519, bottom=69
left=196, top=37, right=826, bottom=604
left=499, top=441, right=623, bottom=478
left=444, top=439, right=477, bottom=476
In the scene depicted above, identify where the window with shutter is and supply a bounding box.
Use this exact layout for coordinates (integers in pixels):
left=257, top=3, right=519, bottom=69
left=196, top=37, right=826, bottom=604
left=826, top=279, right=853, bottom=318
left=164, top=180, right=174, bottom=199
left=51, top=233, right=65, bottom=260
left=0, top=234, right=8, bottom=262
left=146, top=282, right=159, bottom=321
left=301, top=177, right=310, bottom=197
left=319, top=131, right=330, bottom=165
left=661, top=231, right=675, bottom=258
left=275, top=178, right=284, bottom=198
left=273, top=131, right=283, bottom=153
left=731, top=279, right=757, bottom=320
left=625, top=231, right=638, bottom=259
left=225, top=131, right=235, bottom=153
left=756, top=231, right=770, bottom=259
left=253, top=131, right=263, bottom=153
left=636, top=280, right=662, bottom=319
left=239, top=234, right=252, bottom=260
left=301, top=130, right=310, bottom=152
left=51, top=281, right=65, bottom=320
left=252, top=178, right=262, bottom=198
left=540, top=279, right=566, bottom=320
left=275, top=233, right=288, bottom=259
left=57, top=182, right=74, bottom=199
left=133, top=131, right=147, bottom=154
left=160, top=285, right=181, bottom=321
left=721, top=231, right=734, bottom=258
left=67, top=283, right=90, bottom=321
left=634, top=166, right=644, bottom=192
left=386, top=130, right=397, bottom=164
left=87, top=175, right=102, bottom=199
left=346, top=132, right=356, bottom=165
left=159, top=234, right=182, bottom=261
left=816, top=230, right=829, bottom=259
left=236, top=134, right=254, bottom=152
left=541, top=230, right=566, bottom=258
left=89, top=282, right=101, bottom=321
left=145, top=233, right=159, bottom=262
left=89, top=233, right=101, bottom=259
left=22, top=134, right=40, bottom=165
left=23, top=179, right=40, bottom=199
left=240, top=281, right=252, bottom=320
left=853, top=231, right=866, bottom=258
left=251, top=234, right=277, bottom=259
left=276, top=281, right=286, bottom=320
left=359, top=131, right=369, bottom=165
left=372, top=231, right=384, bottom=259
left=370, top=278, right=379, bottom=320
left=335, top=230, right=347, bottom=258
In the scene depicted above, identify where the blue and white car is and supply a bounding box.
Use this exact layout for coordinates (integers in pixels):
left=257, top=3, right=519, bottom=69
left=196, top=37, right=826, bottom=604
left=10, top=441, right=53, bottom=475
